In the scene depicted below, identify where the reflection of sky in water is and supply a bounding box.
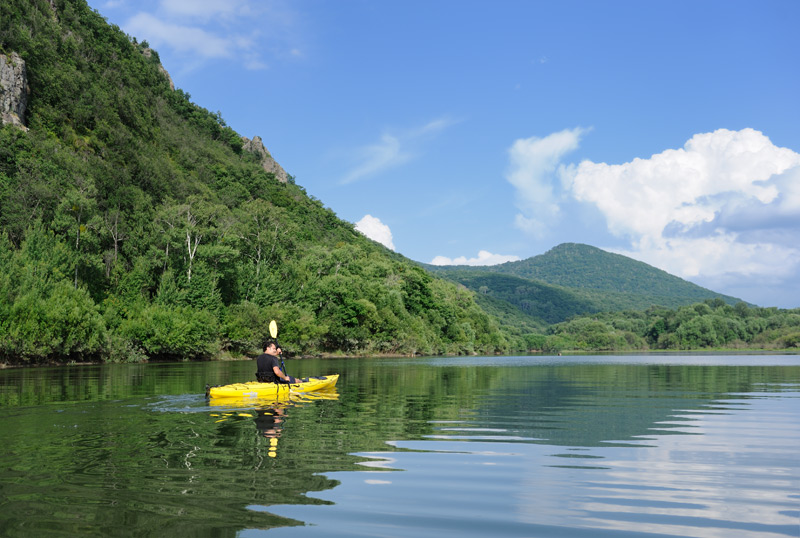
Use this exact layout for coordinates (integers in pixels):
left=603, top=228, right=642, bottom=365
left=422, top=354, right=800, bottom=368
left=259, top=390, right=799, bottom=538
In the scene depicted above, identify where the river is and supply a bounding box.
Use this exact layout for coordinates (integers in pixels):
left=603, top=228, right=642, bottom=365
left=1, top=354, right=798, bottom=537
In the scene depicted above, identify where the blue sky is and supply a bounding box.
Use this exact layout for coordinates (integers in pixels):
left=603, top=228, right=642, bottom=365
left=88, top=0, right=800, bottom=308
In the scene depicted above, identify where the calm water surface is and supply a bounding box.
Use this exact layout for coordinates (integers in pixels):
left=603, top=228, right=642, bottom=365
left=1, top=354, right=798, bottom=537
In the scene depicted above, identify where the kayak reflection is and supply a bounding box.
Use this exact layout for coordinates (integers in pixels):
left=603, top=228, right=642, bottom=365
left=255, top=406, right=286, bottom=458
left=209, top=388, right=339, bottom=459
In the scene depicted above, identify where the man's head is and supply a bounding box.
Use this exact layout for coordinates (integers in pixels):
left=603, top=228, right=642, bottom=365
left=264, top=340, right=277, bottom=353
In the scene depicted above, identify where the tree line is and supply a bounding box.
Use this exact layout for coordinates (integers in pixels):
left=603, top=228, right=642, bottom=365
left=524, top=299, right=800, bottom=353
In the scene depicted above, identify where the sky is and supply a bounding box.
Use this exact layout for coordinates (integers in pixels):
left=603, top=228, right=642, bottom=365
left=86, top=0, right=800, bottom=308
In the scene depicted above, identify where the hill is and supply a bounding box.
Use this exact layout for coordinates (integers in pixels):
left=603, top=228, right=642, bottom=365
left=0, top=0, right=508, bottom=363
left=489, top=243, right=740, bottom=299
left=428, top=243, right=743, bottom=325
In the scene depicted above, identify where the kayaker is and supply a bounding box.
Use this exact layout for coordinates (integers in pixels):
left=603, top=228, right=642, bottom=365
left=256, top=340, right=297, bottom=384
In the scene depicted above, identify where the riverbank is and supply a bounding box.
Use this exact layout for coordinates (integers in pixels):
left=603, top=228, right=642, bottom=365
left=3, top=346, right=798, bottom=369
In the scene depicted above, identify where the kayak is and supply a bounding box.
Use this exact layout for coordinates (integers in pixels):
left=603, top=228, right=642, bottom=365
left=208, top=387, right=339, bottom=409
left=206, top=374, right=339, bottom=400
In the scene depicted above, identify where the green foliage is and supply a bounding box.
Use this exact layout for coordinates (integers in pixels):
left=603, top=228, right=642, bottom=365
left=782, top=333, right=800, bottom=348
left=117, top=303, right=219, bottom=359
left=1, top=279, right=106, bottom=362
left=221, top=301, right=269, bottom=353
left=542, top=300, right=800, bottom=352
left=434, top=270, right=600, bottom=325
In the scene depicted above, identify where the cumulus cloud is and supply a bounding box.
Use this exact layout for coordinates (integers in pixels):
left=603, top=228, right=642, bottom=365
left=430, top=250, right=521, bottom=266
left=355, top=215, right=395, bottom=250
left=562, top=128, right=800, bottom=297
left=341, top=117, right=459, bottom=184
left=506, top=127, right=588, bottom=236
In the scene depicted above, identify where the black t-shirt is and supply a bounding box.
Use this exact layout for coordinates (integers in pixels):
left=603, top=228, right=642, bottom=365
left=256, top=352, right=280, bottom=382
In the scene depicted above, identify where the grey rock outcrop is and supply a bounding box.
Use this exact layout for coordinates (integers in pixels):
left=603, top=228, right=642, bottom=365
left=0, top=52, right=30, bottom=130
left=242, top=135, right=288, bottom=183
left=158, top=64, right=175, bottom=91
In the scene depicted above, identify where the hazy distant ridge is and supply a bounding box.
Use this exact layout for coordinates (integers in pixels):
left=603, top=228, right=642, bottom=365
left=428, top=243, right=742, bottom=325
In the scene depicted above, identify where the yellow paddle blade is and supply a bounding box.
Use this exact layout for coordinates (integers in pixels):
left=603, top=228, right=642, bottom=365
left=269, top=320, right=278, bottom=339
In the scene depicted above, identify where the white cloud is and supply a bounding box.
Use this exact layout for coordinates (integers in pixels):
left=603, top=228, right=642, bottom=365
left=413, top=117, right=458, bottom=136
left=160, top=0, right=251, bottom=20
left=430, top=250, right=521, bottom=266
left=341, top=117, right=458, bottom=184
left=126, top=13, right=232, bottom=58
left=506, top=127, right=588, bottom=237
left=355, top=215, right=395, bottom=250
left=562, top=128, right=800, bottom=301
left=121, top=0, right=300, bottom=72
left=564, top=128, right=798, bottom=240
left=342, top=134, right=410, bottom=185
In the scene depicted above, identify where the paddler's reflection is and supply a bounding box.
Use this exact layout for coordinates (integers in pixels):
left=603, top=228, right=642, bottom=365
left=254, top=406, right=286, bottom=458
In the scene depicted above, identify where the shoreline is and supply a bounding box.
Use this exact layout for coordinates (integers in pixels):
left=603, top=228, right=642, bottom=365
left=2, top=347, right=798, bottom=369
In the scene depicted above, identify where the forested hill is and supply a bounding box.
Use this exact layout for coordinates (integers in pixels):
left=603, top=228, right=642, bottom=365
left=491, top=243, right=740, bottom=301
left=427, top=243, right=743, bottom=326
left=0, top=0, right=508, bottom=363
left=494, top=243, right=739, bottom=298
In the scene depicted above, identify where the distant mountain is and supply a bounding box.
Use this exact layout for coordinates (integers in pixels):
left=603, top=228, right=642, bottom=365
left=489, top=243, right=740, bottom=297
left=427, top=243, right=743, bottom=325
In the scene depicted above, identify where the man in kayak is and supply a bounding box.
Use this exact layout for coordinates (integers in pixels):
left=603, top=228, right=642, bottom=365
left=256, top=340, right=298, bottom=383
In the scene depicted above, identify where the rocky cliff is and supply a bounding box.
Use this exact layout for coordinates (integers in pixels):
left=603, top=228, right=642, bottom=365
left=0, top=51, right=29, bottom=130
left=242, top=135, right=288, bottom=183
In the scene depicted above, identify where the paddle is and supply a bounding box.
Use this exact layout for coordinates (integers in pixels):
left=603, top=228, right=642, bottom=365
left=269, top=319, right=278, bottom=340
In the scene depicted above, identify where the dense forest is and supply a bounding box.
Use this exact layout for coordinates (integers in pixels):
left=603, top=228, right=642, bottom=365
left=530, top=299, right=800, bottom=352
left=0, top=0, right=506, bottom=364
left=1, top=1, right=798, bottom=366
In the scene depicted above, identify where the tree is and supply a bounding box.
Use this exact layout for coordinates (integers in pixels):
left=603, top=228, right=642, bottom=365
left=235, top=200, right=295, bottom=300
left=102, top=206, right=128, bottom=277
left=676, top=316, right=718, bottom=349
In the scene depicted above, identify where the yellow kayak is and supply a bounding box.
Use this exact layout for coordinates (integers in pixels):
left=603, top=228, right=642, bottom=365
left=206, top=374, right=339, bottom=400
left=208, top=387, right=339, bottom=409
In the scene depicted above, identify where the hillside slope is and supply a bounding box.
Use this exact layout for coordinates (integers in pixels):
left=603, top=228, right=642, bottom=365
left=0, top=0, right=507, bottom=363
left=490, top=243, right=740, bottom=300
left=429, top=243, right=743, bottom=325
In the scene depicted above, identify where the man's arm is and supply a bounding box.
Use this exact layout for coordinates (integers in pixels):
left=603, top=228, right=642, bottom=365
left=272, top=365, right=293, bottom=382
